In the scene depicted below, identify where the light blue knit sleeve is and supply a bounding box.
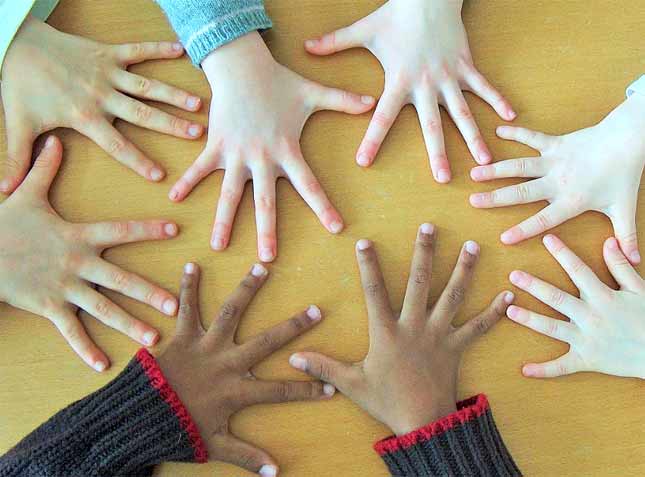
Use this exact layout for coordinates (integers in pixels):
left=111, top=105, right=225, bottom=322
left=155, top=0, right=272, bottom=67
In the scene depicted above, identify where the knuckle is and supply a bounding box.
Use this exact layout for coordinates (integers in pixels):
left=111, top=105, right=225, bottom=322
left=129, top=43, right=145, bottom=58
left=453, top=104, right=473, bottom=121
left=546, top=319, right=559, bottom=337
left=413, top=267, right=430, bottom=285
left=257, top=194, right=275, bottom=211
left=556, top=362, right=568, bottom=376
left=218, top=302, right=238, bottom=322
left=290, top=315, right=309, bottom=332
left=275, top=382, right=292, bottom=401
left=94, top=300, right=112, bottom=317
left=425, top=119, right=441, bottom=134
left=178, top=301, right=193, bottom=316
left=364, top=282, right=381, bottom=297
left=371, top=111, right=392, bottom=129
left=516, top=183, right=531, bottom=202
left=315, top=362, right=333, bottom=382
left=475, top=316, right=492, bottom=335
left=107, top=136, right=127, bottom=156
left=550, top=290, right=566, bottom=307
left=137, top=77, right=151, bottom=95
left=257, top=332, right=275, bottom=350
left=221, top=187, right=242, bottom=203
left=110, top=270, right=130, bottom=289
left=169, top=115, right=183, bottom=132
left=535, top=212, right=551, bottom=230
left=134, top=103, right=152, bottom=122
left=111, top=221, right=131, bottom=240
left=447, top=286, right=466, bottom=306
left=516, top=160, right=528, bottom=175
left=237, top=453, right=258, bottom=471
left=304, top=180, right=322, bottom=195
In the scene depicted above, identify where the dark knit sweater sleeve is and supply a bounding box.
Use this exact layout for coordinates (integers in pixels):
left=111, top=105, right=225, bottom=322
left=0, top=349, right=208, bottom=477
left=374, top=394, right=521, bottom=477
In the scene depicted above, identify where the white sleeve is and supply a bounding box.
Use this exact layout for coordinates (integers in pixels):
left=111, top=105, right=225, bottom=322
left=626, top=75, right=645, bottom=98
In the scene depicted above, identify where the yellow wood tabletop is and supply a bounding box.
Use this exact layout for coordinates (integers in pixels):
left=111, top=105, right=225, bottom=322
left=1, top=1, right=644, bottom=476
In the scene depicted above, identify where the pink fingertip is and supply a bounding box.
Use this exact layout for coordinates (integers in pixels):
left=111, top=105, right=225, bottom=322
left=606, top=237, right=619, bottom=251
left=506, top=305, right=521, bottom=320
left=357, top=153, right=371, bottom=167
left=509, top=270, right=529, bottom=287
left=436, top=169, right=451, bottom=183
left=504, top=292, right=515, bottom=305
left=522, top=364, right=537, bottom=377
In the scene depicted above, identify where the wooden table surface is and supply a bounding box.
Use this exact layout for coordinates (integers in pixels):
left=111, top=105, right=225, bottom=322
left=1, top=1, right=644, bottom=476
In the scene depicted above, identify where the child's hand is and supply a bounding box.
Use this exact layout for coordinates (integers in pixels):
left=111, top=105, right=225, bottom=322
left=0, top=16, right=204, bottom=193
left=289, top=224, right=513, bottom=435
left=157, top=262, right=333, bottom=476
left=305, top=0, right=515, bottom=182
left=0, top=136, right=179, bottom=371
left=507, top=234, right=645, bottom=379
left=470, top=94, right=645, bottom=264
left=168, top=32, right=374, bottom=262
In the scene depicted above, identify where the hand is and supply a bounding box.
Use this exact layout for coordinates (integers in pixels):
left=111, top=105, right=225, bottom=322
left=507, top=234, right=645, bottom=379
left=470, top=94, right=645, bottom=264
left=157, top=262, right=334, bottom=477
left=305, top=0, right=515, bottom=182
left=0, top=136, right=180, bottom=371
left=288, top=224, right=513, bottom=435
left=168, top=31, right=375, bottom=262
left=0, top=16, right=204, bottom=193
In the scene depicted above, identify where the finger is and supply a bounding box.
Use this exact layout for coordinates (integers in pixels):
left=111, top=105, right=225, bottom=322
left=239, top=306, right=324, bottom=365
left=463, top=65, right=516, bottom=121
left=442, top=84, right=491, bottom=165
left=453, top=290, right=514, bottom=348
left=281, top=152, right=344, bottom=235
left=500, top=203, right=572, bottom=245
left=470, top=157, right=547, bottom=182
left=211, top=166, right=246, bottom=250
left=311, top=83, right=375, bottom=114
left=82, top=219, right=178, bottom=249
left=522, top=353, right=580, bottom=379
left=469, top=178, right=550, bottom=208
left=49, top=309, right=109, bottom=372
left=401, top=223, right=436, bottom=320
left=206, top=264, right=269, bottom=341
left=509, top=270, right=585, bottom=318
left=83, top=119, right=165, bottom=182
left=355, top=239, right=393, bottom=330
left=1, top=115, right=35, bottom=194
left=496, top=125, right=554, bottom=152
left=609, top=210, right=641, bottom=265
left=169, top=148, right=219, bottom=202
left=18, top=136, right=62, bottom=197
left=507, top=305, right=578, bottom=344
left=542, top=234, right=606, bottom=295
left=253, top=173, right=278, bottom=263
left=356, top=87, right=405, bottom=167
left=210, top=434, right=278, bottom=477
left=603, top=237, right=645, bottom=293
left=70, top=286, right=159, bottom=347
left=414, top=89, right=450, bottom=183
left=111, top=70, right=202, bottom=112
left=78, top=258, right=178, bottom=316
left=431, top=241, right=480, bottom=324
left=243, top=379, right=335, bottom=406
left=176, top=263, right=205, bottom=336
left=289, top=352, right=358, bottom=394
left=105, top=92, right=203, bottom=140
left=113, top=41, right=184, bottom=65
left=304, top=21, right=367, bottom=55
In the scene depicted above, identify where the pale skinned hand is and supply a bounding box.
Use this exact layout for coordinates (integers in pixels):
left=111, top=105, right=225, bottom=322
left=289, top=224, right=513, bottom=435
left=507, top=234, right=645, bottom=380
left=0, top=15, right=205, bottom=193
left=168, top=31, right=375, bottom=262
left=0, top=136, right=180, bottom=371
left=157, top=262, right=334, bottom=477
left=470, top=94, right=645, bottom=264
left=305, top=0, right=515, bottom=182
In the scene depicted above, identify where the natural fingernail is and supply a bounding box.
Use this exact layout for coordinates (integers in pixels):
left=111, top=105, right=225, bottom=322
left=94, top=361, right=107, bottom=372
left=465, top=240, right=479, bottom=255
left=507, top=108, right=517, bottom=120
left=356, top=239, right=371, bottom=251
left=356, top=153, right=370, bottom=167
left=630, top=251, right=641, bottom=263
left=184, top=262, right=196, bottom=274
left=509, top=270, right=528, bottom=287
left=259, top=465, right=278, bottom=477
left=522, top=365, right=536, bottom=377
left=289, top=354, right=307, bottom=371
left=260, top=248, right=275, bottom=262
left=143, top=331, right=158, bottom=346
left=186, top=96, right=200, bottom=109
left=173, top=42, right=183, bottom=51
left=607, top=237, right=619, bottom=250
left=436, top=169, right=451, bottom=183
left=305, top=39, right=318, bottom=49
left=150, top=168, right=164, bottom=181
left=306, top=305, right=322, bottom=321
left=469, top=193, right=486, bottom=207
left=211, top=237, right=225, bottom=250
left=504, top=292, right=515, bottom=304
left=163, top=299, right=177, bottom=316
left=361, top=95, right=375, bottom=105
left=420, top=223, right=434, bottom=235
left=188, top=124, right=202, bottom=137
left=500, top=228, right=519, bottom=244
left=164, top=223, right=178, bottom=236
left=168, top=189, right=179, bottom=201
left=542, top=234, right=556, bottom=248
left=478, top=150, right=492, bottom=164
left=507, top=305, right=521, bottom=320
left=323, top=384, right=336, bottom=396
left=252, top=263, right=268, bottom=277
left=45, top=136, right=55, bottom=148
left=0, top=179, right=10, bottom=193
left=329, top=221, right=343, bottom=234
left=470, top=167, right=486, bottom=181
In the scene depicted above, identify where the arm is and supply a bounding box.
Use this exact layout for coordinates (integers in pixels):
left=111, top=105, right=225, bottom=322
left=290, top=225, right=521, bottom=476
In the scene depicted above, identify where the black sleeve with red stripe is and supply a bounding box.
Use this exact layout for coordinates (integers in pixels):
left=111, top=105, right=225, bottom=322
left=0, top=349, right=207, bottom=477
left=374, top=394, right=521, bottom=477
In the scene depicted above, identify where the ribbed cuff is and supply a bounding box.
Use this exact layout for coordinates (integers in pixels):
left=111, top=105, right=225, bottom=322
left=374, top=394, right=521, bottom=477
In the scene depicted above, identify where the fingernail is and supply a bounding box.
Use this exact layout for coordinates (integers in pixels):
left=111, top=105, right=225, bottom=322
left=506, top=305, right=521, bottom=320
left=164, top=223, right=178, bottom=236
left=323, top=384, right=336, bottom=396
left=289, top=354, right=307, bottom=371
left=188, top=124, right=202, bottom=137
left=94, top=361, right=106, bottom=372
left=142, top=331, right=158, bottom=346
left=508, top=109, right=517, bottom=120
left=329, top=221, right=343, bottom=234
left=184, top=262, right=196, bottom=274
left=168, top=189, right=179, bottom=201
left=436, top=169, right=451, bottom=183
left=306, top=305, right=322, bottom=321
left=0, top=179, right=10, bottom=193
left=173, top=42, right=183, bottom=51
left=45, top=136, right=55, bottom=148
left=356, top=239, right=371, bottom=251
left=163, top=299, right=177, bottom=316
left=504, top=292, right=515, bottom=304
left=500, top=228, right=519, bottom=244
left=465, top=240, right=479, bottom=255
left=607, top=237, right=619, bottom=250
left=469, top=193, right=486, bottom=207
left=361, top=95, right=375, bottom=105
left=211, top=237, right=225, bottom=250
left=259, top=465, right=278, bottom=477
left=420, top=223, right=434, bottom=235
left=478, top=150, right=492, bottom=164
left=522, top=365, right=536, bottom=377
left=470, top=167, right=488, bottom=181
left=542, top=234, right=556, bottom=249
left=631, top=251, right=641, bottom=263
left=356, top=153, right=370, bottom=167
left=496, top=126, right=507, bottom=136
left=260, top=248, right=275, bottom=263
left=252, top=263, right=268, bottom=277
left=305, top=39, right=318, bottom=49
left=509, top=270, right=528, bottom=287
left=186, top=96, right=200, bottom=109
left=150, top=168, right=164, bottom=181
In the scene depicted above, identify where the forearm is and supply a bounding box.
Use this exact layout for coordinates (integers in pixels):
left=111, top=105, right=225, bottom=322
left=155, top=0, right=272, bottom=66
left=374, top=395, right=521, bottom=477
left=0, top=349, right=206, bottom=477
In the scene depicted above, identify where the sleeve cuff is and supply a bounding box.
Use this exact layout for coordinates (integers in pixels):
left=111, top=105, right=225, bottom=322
left=374, top=394, right=521, bottom=477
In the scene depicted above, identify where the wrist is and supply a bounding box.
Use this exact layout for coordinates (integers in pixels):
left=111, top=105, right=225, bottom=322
left=202, top=31, right=274, bottom=80
left=391, top=399, right=458, bottom=436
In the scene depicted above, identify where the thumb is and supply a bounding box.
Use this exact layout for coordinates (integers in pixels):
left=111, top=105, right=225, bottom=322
left=2, top=116, right=35, bottom=194
left=289, top=352, right=356, bottom=393
left=311, top=83, right=376, bottom=115
left=19, top=136, right=63, bottom=197
left=304, top=20, right=367, bottom=56
left=210, top=434, right=278, bottom=476
left=609, top=206, right=640, bottom=265
left=603, top=237, right=645, bottom=293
